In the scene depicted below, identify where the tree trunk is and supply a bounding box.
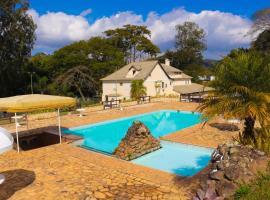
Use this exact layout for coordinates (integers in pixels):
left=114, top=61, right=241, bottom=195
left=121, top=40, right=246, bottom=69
left=130, top=47, right=133, bottom=63
left=75, top=84, right=86, bottom=102
left=133, top=46, right=136, bottom=62
left=243, top=116, right=256, bottom=141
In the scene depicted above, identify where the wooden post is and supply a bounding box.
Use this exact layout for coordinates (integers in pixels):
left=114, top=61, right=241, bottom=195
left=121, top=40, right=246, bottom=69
left=57, top=109, right=62, bottom=144
left=15, top=113, right=20, bottom=153
left=26, top=114, right=29, bottom=130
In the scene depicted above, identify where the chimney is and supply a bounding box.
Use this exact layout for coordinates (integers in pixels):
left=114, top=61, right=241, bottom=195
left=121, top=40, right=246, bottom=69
left=165, top=58, right=170, bottom=66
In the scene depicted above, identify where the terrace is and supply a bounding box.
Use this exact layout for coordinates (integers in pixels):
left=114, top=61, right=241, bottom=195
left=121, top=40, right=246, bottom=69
left=0, top=101, right=240, bottom=199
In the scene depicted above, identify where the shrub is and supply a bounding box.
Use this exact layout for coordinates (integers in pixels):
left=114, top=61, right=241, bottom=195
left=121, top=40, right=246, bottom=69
left=237, top=127, right=270, bottom=154
left=233, top=171, right=270, bottom=200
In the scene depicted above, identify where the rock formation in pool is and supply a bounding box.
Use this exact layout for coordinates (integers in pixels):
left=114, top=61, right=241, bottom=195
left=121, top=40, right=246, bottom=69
left=113, top=121, right=161, bottom=161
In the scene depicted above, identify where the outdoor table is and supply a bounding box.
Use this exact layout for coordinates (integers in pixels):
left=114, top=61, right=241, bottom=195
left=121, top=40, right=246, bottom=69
left=76, top=108, right=86, bottom=117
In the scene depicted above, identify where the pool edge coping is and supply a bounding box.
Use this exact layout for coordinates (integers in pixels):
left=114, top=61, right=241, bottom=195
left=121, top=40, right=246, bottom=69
left=64, top=109, right=202, bottom=131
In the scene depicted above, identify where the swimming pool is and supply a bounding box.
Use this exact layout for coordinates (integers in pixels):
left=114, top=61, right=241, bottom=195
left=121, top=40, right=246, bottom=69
left=64, top=110, right=202, bottom=154
left=64, top=110, right=212, bottom=176
left=132, top=141, right=212, bottom=176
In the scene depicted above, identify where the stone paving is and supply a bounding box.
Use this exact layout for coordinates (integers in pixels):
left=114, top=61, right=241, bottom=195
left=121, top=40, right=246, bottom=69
left=0, top=101, right=241, bottom=199
left=0, top=144, right=186, bottom=200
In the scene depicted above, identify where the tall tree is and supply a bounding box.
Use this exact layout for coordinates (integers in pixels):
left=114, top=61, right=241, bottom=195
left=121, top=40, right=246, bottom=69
left=175, top=21, right=206, bottom=65
left=252, top=29, right=270, bottom=54
left=50, top=37, right=124, bottom=79
left=160, top=22, right=207, bottom=82
left=198, top=51, right=270, bottom=143
left=27, top=53, right=52, bottom=94
left=104, top=24, right=160, bottom=63
left=0, top=0, right=36, bottom=97
left=56, top=66, right=97, bottom=101
left=250, top=7, right=270, bottom=34
left=27, top=37, right=124, bottom=98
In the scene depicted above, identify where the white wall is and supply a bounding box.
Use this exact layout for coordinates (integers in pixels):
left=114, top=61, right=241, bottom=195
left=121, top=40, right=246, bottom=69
left=144, top=63, right=175, bottom=96
left=102, top=63, right=193, bottom=100
left=173, top=79, right=191, bottom=86
left=102, top=81, right=131, bottom=101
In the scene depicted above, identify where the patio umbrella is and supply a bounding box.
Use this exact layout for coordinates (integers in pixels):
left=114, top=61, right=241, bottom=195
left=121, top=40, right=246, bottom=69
left=0, top=94, right=76, bottom=152
left=0, top=127, right=14, bottom=184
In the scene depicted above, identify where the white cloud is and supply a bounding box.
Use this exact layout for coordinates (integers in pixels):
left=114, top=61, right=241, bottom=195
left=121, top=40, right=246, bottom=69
left=80, top=9, right=92, bottom=17
left=28, top=8, right=253, bottom=59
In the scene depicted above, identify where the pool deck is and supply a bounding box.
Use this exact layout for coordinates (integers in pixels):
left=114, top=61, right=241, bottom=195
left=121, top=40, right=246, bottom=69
left=0, top=102, right=240, bottom=199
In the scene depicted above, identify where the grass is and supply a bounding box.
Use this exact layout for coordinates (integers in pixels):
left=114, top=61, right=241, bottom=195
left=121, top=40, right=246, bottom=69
left=233, top=171, right=270, bottom=200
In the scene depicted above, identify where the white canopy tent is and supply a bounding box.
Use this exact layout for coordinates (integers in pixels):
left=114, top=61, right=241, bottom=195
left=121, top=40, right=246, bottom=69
left=0, top=94, right=76, bottom=152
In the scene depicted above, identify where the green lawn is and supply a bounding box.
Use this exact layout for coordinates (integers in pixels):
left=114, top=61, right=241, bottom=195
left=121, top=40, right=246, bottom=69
left=233, top=171, right=270, bottom=200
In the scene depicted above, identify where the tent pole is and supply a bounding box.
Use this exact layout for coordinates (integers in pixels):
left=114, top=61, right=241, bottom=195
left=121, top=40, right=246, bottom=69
left=57, top=109, right=62, bottom=144
left=26, top=114, right=29, bottom=130
left=15, top=113, right=19, bottom=153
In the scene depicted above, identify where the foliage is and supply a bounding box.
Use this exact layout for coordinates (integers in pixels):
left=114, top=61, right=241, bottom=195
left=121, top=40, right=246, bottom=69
left=175, top=22, right=206, bottom=55
left=34, top=76, right=48, bottom=94
left=198, top=51, right=270, bottom=142
left=0, top=0, right=36, bottom=97
left=56, top=66, right=97, bottom=101
left=27, top=53, right=52, bottom=94
left=105, top=24, right=160, bottom=63
left=159, top=22, right=208, bottom=82
left=234, top=185, right=251, bottom=199
left=233, top=171, right=270, bottom=200
left=252, top=29, right=270, bottom=54
left=130, top=80, right=146, bottom=101
left=252, top=128, right=270, bottom=154
left=49, top=37, right=125, bottom=78
left=28, top=37, right=125, bottom=97
left=250, top=7, right=270, bottom=34
left=183, top=63, right=212, bottom=83
left=238, top=127, right=270, bottom=154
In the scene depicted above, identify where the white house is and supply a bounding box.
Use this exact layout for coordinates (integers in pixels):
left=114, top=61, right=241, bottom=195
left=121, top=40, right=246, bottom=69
left=198, top=75, right=215, bottom=81
left=101, top=59, right=212, bottom=101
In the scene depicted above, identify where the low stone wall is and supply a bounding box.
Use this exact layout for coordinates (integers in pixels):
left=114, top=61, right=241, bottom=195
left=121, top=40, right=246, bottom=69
left=193, top=143, right=269, bottom=200
left=113, top=121, right=161, bottom=161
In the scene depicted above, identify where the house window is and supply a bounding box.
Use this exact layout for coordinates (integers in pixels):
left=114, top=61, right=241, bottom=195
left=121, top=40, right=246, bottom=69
left=120, top=82, right=123, bottom=86
left=132, top=70, right=136, bottom=75
left=170, top=81, right=172, bottom=86
left=162, top=82, right=165, bottom=88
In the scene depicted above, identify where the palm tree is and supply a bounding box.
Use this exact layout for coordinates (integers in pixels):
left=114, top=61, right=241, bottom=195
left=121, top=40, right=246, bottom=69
left=198, top=51, right=270, bottom=143
left=56, top=66, right=96, bottom=101
left=130, top=80, right=147, bottom=102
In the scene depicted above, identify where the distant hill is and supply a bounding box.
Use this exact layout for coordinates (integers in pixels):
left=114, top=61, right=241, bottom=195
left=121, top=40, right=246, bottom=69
left=203, top=59, right=219, bottom=68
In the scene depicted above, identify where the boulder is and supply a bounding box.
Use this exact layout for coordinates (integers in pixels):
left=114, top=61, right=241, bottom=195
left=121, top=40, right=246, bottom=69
left=216, top=179, right=237, bottom=197
left=224, top=165, right=240, bottom=181
left=113, top=121, right=161, bottom=161
left=193, top=143, right=270, bottom=199
left=209, top=171, right=224, bottom=181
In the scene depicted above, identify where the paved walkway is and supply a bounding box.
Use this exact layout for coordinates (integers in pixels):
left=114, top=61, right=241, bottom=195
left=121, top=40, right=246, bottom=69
left=0, top=102, right=240, bottom=199
left=0, top=144, right=186, bottom=200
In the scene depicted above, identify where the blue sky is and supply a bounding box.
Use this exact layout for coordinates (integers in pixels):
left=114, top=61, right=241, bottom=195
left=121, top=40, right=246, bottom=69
left=29, top=0, right=269, bottom=59
left=30, top=0, right=268, bottom=19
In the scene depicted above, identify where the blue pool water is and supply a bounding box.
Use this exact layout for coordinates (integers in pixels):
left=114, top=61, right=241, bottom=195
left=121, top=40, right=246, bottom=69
left=65, top=110, right=202, bottom=154
left=132, top=141, right=213, bottom=176
left=64, top=110, right=212, bottom=176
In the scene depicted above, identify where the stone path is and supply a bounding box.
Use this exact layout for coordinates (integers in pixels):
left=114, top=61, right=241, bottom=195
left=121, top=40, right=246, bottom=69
left=0, top=144, right=186, bottom=200
left=162, top=122, right=239, bottom=148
